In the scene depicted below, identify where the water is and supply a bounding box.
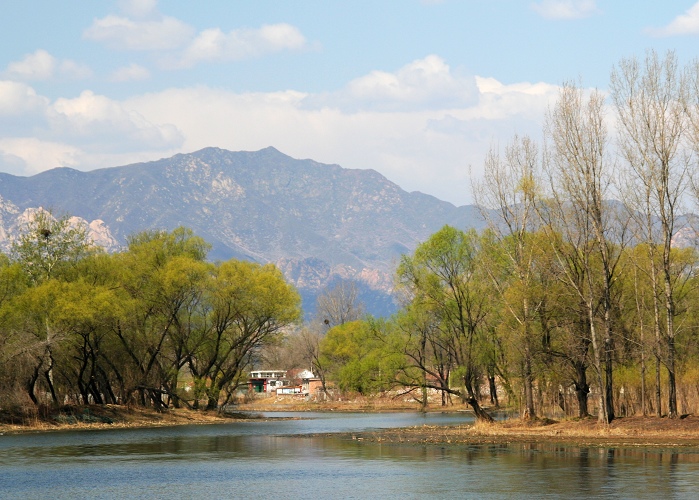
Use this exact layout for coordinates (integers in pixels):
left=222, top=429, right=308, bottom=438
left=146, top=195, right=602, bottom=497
left=1, top=412, right=698, bottom=499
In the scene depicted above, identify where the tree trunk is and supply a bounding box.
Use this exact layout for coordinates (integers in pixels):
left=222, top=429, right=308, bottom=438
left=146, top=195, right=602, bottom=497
left=574, top=362, right=590, bottom=418
left=466, top=396, right=494, bottom=422
left=522, top=349, right=536, bottom=419
left=604, top=336, right=615, bottom=422
left=488, top=374, right=499, bottom=408
left=665, top=278, right=678, bottom=418
left=26, top=364, right=41, bottom=405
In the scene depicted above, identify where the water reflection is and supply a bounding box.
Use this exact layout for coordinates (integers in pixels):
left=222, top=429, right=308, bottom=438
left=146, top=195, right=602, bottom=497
left=1, top=412, right=699, bottom=499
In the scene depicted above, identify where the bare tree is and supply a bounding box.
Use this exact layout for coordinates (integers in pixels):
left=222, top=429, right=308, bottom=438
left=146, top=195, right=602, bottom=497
left=297, top=324, right=330, bottom=395
left=611, top=49, right=691, bottom=418
left=316, top=280, right=365, bottom=328
left=540, top=82, right=625, bottom=423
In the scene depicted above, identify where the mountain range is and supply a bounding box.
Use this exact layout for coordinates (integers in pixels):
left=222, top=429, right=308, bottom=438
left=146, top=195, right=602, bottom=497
left=0, top=147, right=485, bottom=316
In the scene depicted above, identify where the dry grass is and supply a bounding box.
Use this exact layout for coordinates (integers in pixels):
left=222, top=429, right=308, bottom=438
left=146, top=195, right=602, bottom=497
left=358, top=415, right=699, bottom=447
left=0, top=404, right=242, bottom=435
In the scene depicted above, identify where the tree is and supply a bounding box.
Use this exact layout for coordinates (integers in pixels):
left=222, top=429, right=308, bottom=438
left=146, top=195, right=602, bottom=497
left=11, top=209, right=94, bottom=284
left=188, top=260, right=301, bottom=409
left=316, top=280, right=365, bottom=328
left=319, top=319, right=401, bottom=394
left=474, top=135, right=542, bottom=419
left=7, top=209, right=95, bottom=406
left=397, top=226, right=494, bottom=421
left=0, top=255, right=30, bottom=404
left=110, top=227, right=211, bottom=408
left=611, top=49, right=690, bottom=418
left=540, top=82, right=625, bottom=423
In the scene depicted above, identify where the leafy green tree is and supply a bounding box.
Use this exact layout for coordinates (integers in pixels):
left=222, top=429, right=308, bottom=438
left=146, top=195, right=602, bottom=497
left=5, top=210, right=95, bottom=406
left=110, top=227, right=211, bottom=408
left=188, top=260, right=301, bottom=409
left=393, top=301, right=454, bottom=408
left=397, top=226, right=494, bottom=421
left=0, top=255, right=30, bottom=404
left=319, top=319, right=401, bottom=394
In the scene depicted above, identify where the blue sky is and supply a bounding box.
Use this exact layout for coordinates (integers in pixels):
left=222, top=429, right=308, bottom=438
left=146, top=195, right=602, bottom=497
left=1, top=0, right=699, bottom=205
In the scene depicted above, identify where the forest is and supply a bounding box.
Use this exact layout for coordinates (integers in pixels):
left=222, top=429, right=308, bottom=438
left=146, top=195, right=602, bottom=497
left=2, top=50, right=699, bottom=424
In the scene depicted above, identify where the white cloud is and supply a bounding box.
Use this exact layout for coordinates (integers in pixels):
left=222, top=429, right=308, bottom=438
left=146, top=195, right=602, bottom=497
left=647, top=2, right=699, bottom=36
left=530, top=0, right=598, bottom=20
left=306, top=55, right=478, bottom=112
left=83, top=14, right=195, bottom=51
left=48, top=90, right=183, bottom=152
left=122, top=70, right=559, bottom=205
left=0, top=81, right=51, bottom=137
left=6, top=49, right=54, bottom=80
left=118, top=0, right=158, bottom=19
left=0, top=138, right=83, bottom=175
left=4, top=49, right=92, bottom=81
left=57, top=60, right=94, bottom=80
left=0, top=81, right=182, bottom=162
left=84, top=8, right=308, bottom=69
left=0, top=57, right=562, bottom=205
left=0, top=81, right=49, bottom=115
left=174, top=23, right=307, bottom=68
left=109, top=63, right=151, bottom=82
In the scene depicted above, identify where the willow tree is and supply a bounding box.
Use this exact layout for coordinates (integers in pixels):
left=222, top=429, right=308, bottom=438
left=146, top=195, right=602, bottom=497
left=188, top=260, right=301, bottom=409
left=112, top=227, right=211, bottom=408
left=397, top=225, right=494, bottom=421
left=0, top=256, right=27, bottom=401
left=9, top=209, right=94, bottom=405
left=611, top=50, right=690, bottom=418
left=11, top=209, right=93, bottom=284
left=393, top=299, right=454, bottom=408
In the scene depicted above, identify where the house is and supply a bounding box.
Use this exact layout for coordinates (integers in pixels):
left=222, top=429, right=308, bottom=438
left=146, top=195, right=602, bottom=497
left=287, top=368, right=324, bottom=396
left=248, top=370, right=288, bottom=393
left=248, top=368, right=324, bottom=396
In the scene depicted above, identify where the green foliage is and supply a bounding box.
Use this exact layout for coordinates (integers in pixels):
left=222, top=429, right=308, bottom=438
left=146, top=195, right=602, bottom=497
left=319, top=319, right=402, bottom=394
left=0, top=226, right=302, bottom=410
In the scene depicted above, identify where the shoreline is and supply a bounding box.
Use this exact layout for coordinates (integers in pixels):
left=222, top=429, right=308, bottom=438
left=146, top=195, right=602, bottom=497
left=3, top=402, right=699, bottom=448
left=345, top=417, right=699, bottom=448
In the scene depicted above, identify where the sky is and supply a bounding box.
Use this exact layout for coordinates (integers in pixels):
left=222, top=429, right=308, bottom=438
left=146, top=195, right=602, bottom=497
left=1, top=1, right=699, bottom=206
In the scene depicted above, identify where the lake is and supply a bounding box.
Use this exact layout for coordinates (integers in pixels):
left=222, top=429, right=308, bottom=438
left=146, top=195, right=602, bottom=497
left=1, top=411, right=698, bottom=499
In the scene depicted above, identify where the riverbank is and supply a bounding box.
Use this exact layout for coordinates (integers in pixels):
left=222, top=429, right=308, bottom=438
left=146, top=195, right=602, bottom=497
left=3, top=400, right=699, bottom=448
left=0, top=405, right=244, bottom=434
left=350, top=415, right=699, bottom=448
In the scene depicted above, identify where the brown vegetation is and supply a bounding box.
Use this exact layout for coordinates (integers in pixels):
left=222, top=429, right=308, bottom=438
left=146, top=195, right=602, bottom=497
left=0, top=404, right=241, bottom=435
left=356, top=415, right=699, bottom=448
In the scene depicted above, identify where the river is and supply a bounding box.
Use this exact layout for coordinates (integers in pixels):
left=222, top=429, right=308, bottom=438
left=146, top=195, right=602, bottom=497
left=1, top=411, right=698, bottom=499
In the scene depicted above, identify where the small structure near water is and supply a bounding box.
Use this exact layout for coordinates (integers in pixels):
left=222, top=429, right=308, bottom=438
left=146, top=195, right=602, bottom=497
left=248, top=369, right=323, bottom=396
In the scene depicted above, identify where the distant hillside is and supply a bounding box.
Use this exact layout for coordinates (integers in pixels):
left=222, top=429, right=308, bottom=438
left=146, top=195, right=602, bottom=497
left=0, top=147, right=486, bottom=316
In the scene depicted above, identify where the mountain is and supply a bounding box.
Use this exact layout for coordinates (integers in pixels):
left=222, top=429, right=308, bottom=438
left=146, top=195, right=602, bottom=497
left=0, top=147, right=486, bottom=316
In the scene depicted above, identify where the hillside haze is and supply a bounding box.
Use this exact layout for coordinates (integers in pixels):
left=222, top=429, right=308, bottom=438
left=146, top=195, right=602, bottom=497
left=0, top=147, right=485, bottom=316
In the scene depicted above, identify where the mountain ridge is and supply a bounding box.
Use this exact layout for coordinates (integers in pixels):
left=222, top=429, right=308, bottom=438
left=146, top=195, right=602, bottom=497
left=0, top=147, right=486, bottom=316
